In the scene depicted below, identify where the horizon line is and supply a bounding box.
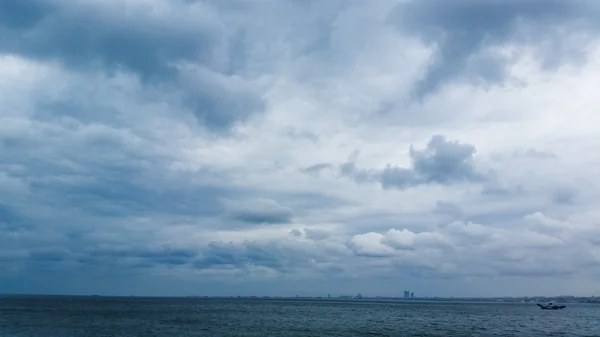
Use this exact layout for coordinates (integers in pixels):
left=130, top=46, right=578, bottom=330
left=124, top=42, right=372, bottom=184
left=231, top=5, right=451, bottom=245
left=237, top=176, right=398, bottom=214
left=1, top=293, right=596, bottom=299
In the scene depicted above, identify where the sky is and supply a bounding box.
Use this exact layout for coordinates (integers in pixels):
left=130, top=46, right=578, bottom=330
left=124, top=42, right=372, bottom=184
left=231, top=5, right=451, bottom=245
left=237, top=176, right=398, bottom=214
left=1, top=0, right=600, bottom=298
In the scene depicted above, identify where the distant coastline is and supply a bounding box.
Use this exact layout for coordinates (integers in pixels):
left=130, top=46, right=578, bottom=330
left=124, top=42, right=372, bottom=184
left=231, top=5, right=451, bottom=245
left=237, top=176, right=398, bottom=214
left=2, top=294, right=599, bottom=304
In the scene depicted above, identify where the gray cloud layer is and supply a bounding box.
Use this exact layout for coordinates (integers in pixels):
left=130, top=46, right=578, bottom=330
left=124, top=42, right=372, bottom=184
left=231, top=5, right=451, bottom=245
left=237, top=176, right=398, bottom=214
left=1, top=0, right=599, bottom=297
left=0, top=0, right=264, bottom=131
left=391, top=0, right=600, bottom=98
left=328, top=135, right=486, bottom=189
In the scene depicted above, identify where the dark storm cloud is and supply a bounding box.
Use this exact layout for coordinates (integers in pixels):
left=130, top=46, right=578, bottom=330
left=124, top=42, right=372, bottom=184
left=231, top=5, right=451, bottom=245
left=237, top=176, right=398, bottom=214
left=390, top=0, right=599, bottom=98
left=193, top=240, right=325, bottom=272
left=0, top=100, right=346, bottom=278
left=231, top=210, right=293, bottom=225
left=20, top=240, right=201, bottom=269
left=0, top=0, right=264, bottom=131
left=224, top=198, right=294, bottom=224
left=0, top=0, right=54, bottom=30
left=85, top=245, right=199, bottom=266
left=0, top=0, right=218, bottom=80
left=0, top=116, right=272, bottom=283
left=334, top=135, right=486, bottom=189
left=0, top=122, right=233, bottom=219
left=31, top=168, right=230, bottom=219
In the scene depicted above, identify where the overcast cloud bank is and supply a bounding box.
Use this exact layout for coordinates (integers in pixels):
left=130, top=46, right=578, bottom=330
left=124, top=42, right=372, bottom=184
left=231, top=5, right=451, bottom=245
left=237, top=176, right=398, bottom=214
left=1, top=0, right=600, bottom=297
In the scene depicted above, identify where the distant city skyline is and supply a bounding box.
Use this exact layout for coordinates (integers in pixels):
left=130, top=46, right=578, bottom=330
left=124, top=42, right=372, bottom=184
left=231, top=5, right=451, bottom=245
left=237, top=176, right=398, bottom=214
left=3, top=293, right=598, bottom=305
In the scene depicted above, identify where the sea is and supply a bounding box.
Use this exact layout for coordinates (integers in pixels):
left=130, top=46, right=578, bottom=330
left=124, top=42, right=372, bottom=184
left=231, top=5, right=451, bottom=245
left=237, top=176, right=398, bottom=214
left=1, top=296, right=599, bottom=336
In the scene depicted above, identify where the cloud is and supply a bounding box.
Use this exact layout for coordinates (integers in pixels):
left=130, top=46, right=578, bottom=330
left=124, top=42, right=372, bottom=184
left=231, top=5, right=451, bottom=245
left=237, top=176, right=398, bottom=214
left=82, top=244, right=199, bottom=267
left=349, top=232, right=397, bottom=258
left=29, top=247, right=71, bottom=263
left=0, top=202, right=29, bottom=232
left=223, top=198, right=294, bottom=225
left=434, top=201, right=464, bottom=220
left=522, top=149, right=557, bottom=159
left=301, top=163, right=332, bottom=176
left=1, top=0, right=600, bottom=297
left=0, top=0, right=265, bottom=131
left=384, top=135, right=485, bottom=187
left=330, top=135, right=486, bottom=189
left=390, top=0, right=600, bottom=98
left=288, top=227, right=332, bottom=241
left=1, top=0, right=222, bottom=78
left=344, top=213, right=597, bottom=279
left=304, top=227, right=332, bottom=241
left=193, top=239, right=337, bottom=274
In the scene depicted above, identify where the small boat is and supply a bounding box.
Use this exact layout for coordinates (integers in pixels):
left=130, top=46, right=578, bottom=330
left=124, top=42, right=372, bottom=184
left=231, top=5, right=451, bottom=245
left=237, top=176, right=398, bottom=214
left=537, top=301, right=566, bottom=310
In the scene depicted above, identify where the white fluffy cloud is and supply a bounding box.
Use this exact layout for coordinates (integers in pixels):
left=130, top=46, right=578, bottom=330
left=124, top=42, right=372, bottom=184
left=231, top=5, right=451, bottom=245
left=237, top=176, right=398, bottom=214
left=1, top=0, right=600, bottom=297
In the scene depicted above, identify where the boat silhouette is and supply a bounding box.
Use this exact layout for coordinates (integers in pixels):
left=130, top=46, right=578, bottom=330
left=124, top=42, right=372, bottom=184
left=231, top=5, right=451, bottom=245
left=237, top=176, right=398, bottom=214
left=537, top=301, right=566, bottom=310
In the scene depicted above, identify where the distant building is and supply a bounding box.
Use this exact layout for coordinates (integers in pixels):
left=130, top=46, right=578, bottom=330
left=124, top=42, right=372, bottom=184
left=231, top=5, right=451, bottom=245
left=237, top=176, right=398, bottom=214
left=403, top=290, right=410, bottom=298
left=410, top=292, right=414, bottom=298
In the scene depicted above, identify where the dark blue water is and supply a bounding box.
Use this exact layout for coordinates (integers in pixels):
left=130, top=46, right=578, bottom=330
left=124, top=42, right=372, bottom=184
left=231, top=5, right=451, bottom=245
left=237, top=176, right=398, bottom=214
left=1, top=296, right=599, bottom=336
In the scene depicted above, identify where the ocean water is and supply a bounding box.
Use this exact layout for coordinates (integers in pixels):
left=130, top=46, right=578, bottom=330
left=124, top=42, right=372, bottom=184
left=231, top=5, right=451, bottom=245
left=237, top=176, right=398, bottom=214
left=1, top=296, right=599, bottom=336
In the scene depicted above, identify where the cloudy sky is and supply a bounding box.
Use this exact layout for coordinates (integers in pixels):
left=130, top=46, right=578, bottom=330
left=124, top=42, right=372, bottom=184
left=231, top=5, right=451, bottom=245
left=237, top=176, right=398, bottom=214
left=2, top=0, right=600, bottom=298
